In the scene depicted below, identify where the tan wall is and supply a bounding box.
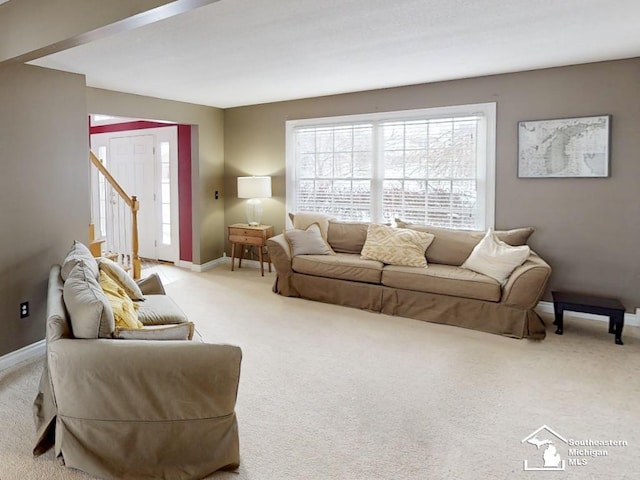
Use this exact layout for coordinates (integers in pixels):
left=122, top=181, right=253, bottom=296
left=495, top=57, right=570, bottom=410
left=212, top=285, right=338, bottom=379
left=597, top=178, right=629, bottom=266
left=0, top=64, right=89, bottom=357
left=86, top=88, right=225, bottom=264
left=224, top=58, right=640, bottom=309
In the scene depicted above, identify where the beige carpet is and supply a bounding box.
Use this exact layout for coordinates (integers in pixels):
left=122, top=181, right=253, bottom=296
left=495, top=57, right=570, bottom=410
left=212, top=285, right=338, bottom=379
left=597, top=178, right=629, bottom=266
left=1, top=264, right=639, bottom=480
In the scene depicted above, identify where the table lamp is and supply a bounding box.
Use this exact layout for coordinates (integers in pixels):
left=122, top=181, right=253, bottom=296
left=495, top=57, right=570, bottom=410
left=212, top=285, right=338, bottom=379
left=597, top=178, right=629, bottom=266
left=237, top=176, right=272, bottom=226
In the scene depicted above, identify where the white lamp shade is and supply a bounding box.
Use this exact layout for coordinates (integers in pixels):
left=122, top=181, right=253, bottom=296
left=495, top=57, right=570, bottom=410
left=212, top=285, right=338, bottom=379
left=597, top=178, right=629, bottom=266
left=237, top=176, right=272, bottom=199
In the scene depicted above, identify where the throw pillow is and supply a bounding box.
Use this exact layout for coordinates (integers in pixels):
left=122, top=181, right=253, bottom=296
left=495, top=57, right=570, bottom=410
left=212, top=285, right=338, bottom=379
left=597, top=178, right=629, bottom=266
left=135, top=272, right=166, bottom=295
left=99, top=270, right=143, bottom=330
left=461, top=229, right=531, bottom=284
left=61, top=240, right=100, bottom=282
left=113, top=322, right=195, bottom=341
left=63, top=261, right=115, bottom=338
left=99, top=257, right=145, bottom=301
left=361, top=224, right=435, bottom=267
left=284, top=223, right=335, bottom=256
left=290, top=212, right=335, bottom=240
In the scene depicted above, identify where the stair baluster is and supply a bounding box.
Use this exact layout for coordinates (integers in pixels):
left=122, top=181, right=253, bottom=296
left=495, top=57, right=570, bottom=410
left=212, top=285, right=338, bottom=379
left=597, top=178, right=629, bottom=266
left=89, top=151, right=141, bottom=279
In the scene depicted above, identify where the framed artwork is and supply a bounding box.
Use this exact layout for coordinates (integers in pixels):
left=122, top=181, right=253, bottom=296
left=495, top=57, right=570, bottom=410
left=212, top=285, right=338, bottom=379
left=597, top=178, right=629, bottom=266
left=517, top=115, right=611, bottom=178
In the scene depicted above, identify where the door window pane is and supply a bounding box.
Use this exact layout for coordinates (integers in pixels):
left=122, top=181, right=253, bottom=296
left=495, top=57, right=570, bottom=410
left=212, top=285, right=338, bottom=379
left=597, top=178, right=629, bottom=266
left=159, top=141, right=171, bottom=245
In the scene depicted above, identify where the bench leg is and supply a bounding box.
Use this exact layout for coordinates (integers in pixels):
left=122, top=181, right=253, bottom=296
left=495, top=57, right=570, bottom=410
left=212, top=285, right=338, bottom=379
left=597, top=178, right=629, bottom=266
left=553, top=303, right=564, bottom=335
left=611, top=313, right=624, bottom=345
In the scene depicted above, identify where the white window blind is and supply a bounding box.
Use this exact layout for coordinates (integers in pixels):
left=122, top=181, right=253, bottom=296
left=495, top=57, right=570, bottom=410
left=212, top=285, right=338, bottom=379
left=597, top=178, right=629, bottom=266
left=295, top=124, right=374, bottom=221
left=286, top=103, right=495, bottom=230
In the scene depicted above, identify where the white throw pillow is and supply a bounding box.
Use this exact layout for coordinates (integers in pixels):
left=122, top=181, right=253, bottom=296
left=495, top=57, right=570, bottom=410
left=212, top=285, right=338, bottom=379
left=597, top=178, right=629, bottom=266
left=63, top=261, right=115, bottom=338
left=61, top=240, right=99, bottom=282
left=361, top=224, right=434, bottom=267
left=462, top=229, right=531, bottom=284
left=284, top=223, right=335, bottom=256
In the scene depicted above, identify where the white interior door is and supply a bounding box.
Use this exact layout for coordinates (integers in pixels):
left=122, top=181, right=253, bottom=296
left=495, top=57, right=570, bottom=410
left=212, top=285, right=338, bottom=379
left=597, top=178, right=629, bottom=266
left=109, top=135, right=156, bottom=259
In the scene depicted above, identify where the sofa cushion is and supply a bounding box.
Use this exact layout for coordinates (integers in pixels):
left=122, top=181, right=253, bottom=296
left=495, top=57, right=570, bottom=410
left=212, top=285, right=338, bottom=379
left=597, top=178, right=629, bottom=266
left=284, top=223, right=335, bottom=256
left=113, top=322, right=195, bottom=340
left=382, top=263, right=501, bottom=302
left=395, top=219, right=534, bottom=266
left=99, top=257, right=144, bottom=300
left=99, top=270, right=143, bottom=330
left=61, top=240, right=99, bottom=282
left=63, top=261, right=115, bottom=338
left=137, top=294, right=189, bottom=325
left=361, top=224, right=434, bottom=267
left=462, top=229, right=531, bottom=284
left=327, top=221, right=369, bottom=254
left=292, top=253, right=384, bottom=284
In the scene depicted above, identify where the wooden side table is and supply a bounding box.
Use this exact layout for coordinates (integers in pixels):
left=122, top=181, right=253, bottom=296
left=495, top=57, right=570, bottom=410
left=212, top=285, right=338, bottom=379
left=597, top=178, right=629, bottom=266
left=228, top=224, right=273, bottom=276
left=552, top=291, right=625, bottom=345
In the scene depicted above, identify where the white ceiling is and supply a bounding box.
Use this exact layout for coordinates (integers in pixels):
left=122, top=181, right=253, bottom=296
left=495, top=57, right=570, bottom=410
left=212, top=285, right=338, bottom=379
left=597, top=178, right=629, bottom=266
left=29, top=0, right=640, bottom=109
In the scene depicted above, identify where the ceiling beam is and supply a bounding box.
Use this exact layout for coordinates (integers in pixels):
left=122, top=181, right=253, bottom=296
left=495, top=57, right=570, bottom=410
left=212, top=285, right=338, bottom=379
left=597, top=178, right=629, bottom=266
left=0, top=0, right=220, bottom=65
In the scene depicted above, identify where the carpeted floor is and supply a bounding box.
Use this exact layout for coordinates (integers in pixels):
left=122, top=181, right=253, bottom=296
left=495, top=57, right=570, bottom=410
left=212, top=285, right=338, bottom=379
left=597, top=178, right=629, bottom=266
left=1, top=264, right=639, bottom=479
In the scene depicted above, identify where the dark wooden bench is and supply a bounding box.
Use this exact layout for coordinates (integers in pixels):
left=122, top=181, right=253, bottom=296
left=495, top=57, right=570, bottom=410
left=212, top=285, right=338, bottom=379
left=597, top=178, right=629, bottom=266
left=552, top=291, right=625, bottom=345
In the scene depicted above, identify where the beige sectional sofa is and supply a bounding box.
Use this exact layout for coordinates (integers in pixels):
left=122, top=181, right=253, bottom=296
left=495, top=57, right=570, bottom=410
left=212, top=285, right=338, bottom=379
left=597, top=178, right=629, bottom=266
left=267, top=221, right=552, bottom=339
left=33, top=242, right=242, bottom=479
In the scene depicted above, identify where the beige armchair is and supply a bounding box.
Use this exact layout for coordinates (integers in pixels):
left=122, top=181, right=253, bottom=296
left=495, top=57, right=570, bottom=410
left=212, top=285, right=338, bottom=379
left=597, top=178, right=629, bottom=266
left=33, top=264, right=242, bottom=479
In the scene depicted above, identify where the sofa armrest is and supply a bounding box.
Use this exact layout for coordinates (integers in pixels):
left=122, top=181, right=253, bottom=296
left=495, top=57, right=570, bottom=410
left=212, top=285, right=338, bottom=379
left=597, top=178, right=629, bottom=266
left=48, top=339, right=241, bottom=421
left=501, top=252, right=552, bottom=309
left=136, top=272, right=166, bottom=295
left=267, top=234, right=300, bottom=296
left=267, top=234, right=292, bottom=271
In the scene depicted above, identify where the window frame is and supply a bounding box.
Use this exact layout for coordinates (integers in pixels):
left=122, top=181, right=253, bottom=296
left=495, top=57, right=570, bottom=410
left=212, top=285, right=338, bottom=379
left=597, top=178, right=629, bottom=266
left=285, top=102, right=496, bottom=229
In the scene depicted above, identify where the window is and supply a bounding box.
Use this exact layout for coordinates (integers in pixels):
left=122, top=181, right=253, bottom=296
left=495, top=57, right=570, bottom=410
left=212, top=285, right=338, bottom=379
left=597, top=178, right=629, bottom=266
left=286, top=103, right=496, bottom=230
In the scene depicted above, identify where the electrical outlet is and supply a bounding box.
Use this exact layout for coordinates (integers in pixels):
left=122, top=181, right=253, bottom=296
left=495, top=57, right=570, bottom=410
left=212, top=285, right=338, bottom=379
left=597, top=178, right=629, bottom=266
left=20, top=301, right=29, bottom=319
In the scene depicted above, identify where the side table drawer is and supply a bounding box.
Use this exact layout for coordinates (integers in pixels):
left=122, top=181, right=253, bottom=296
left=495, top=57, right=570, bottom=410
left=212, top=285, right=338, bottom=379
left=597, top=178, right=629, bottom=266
left=229, top=234, right=263, bottom=245
left=232, top=228, right=263, bottom=237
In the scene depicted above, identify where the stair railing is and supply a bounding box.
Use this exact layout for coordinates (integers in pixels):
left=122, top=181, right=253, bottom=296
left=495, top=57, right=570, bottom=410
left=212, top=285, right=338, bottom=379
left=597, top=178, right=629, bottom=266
left=89, top=151, right=141, bottom=279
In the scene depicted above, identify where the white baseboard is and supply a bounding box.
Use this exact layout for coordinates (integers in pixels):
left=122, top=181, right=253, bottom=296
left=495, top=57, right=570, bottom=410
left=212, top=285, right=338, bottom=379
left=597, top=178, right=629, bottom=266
left=0, top=339, right=46, bottom=372
left=191, top=256, right=270, bottom=272
left=191, top=257, right=228, bottom=272
left=176, top=260, right=193, bottom=270
left=536, top=301, right=639, bottom=328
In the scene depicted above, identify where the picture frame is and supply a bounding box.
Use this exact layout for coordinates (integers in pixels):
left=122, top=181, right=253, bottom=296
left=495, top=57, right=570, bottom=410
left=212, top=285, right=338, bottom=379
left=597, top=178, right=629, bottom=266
left=517, top=114, right=611, bottom=178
